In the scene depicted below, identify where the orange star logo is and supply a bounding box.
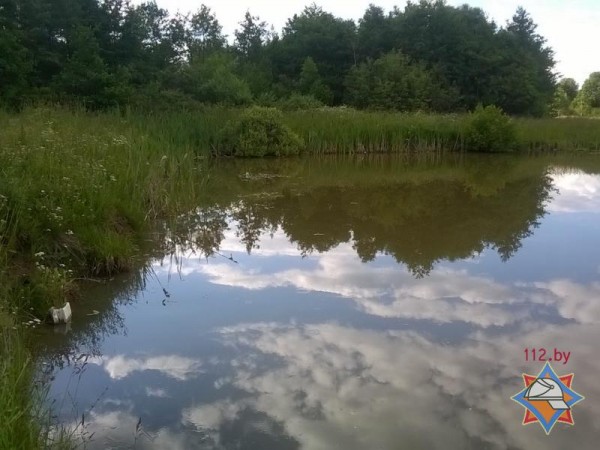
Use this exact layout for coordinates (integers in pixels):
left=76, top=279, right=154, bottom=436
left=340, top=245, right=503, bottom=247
left=512, top=362, right=584, bottom=434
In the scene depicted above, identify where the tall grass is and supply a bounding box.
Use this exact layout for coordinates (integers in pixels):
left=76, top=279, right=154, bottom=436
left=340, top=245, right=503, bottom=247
left=0, top=315, right=75, bottom=449
left=0, top=107, right=208, bottom=449
left=284, top=109, right=600, bottom=153
left=0, top=107, right=208, bottom=308
left=0, top=326, right=44, bottom=450
left=130, top=107, right=600, bottom=156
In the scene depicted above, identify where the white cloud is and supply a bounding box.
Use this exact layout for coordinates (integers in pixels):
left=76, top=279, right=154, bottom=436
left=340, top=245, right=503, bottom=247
left=191, top=240, right=600, bottom=326
left=183, top=320, right=600, bottom=450
left=547, top=171, right=600, bottom=213
left=146, top=387, right=170, bottom=398
left=90, top=355, right=202, bottom=381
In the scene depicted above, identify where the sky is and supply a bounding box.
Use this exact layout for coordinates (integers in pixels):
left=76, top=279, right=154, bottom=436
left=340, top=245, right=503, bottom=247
left=145, top=0, right=599, bottom=85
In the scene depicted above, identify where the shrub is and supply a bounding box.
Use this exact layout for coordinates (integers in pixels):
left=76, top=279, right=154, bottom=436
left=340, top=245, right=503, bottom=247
left=465, top=105, right=518, bottom=152
left=216, top=107, right=304, bottom=157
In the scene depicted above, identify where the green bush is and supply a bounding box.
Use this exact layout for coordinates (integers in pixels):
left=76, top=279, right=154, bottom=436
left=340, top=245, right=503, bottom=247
left=216, top=107, right=304, bottom=157
left=465, top=105, right=518, bottom=152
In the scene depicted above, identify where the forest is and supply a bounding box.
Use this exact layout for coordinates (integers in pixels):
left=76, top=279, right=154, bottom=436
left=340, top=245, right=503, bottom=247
left=1, top=0, right=598, bottom=116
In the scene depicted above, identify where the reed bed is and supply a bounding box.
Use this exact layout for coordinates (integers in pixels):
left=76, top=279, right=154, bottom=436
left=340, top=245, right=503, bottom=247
left=285, top=109, right=600, bottom=153
left=131, top=107, right=600, bottom=156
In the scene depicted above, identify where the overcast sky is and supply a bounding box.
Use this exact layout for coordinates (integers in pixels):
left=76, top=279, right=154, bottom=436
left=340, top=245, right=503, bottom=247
left=144, top=0, right=598, bottom=85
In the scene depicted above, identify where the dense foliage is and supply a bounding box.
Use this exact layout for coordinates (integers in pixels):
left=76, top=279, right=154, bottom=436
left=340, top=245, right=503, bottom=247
left=465, top=105, right=517, bottom=152
left=0, top=0, right=571, bottom=116
left=216, top=106, right=304, bottom=157
left=572, top=72, right=600, bottom=116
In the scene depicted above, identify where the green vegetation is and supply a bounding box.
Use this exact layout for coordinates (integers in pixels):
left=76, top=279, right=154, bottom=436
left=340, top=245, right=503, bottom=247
left=572, top=73, right=600, bottom=117
left=216, top=107, right=304, bottom=157
left=0, top=108, right=205, bottom=312
left=0, top=108, right=206, bottom=448
left=465, top=105, right=517, bottom=153
left=0, top=0, right=574, bottom=117
left=128, top=107, right=600, bottom=154
left=0, top=320, right=76, bottom=449
left=0, top=327, right=44, bottom=450
left=345, top=51, right=455, bottom=111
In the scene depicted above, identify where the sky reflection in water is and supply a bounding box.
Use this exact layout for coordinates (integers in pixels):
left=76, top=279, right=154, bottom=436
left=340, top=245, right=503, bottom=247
left=42, top=156, right=600, bottom=450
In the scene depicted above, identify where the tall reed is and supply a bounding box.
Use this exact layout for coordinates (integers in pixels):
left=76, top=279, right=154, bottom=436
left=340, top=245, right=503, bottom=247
left=131, top=107, right=600, bottom=156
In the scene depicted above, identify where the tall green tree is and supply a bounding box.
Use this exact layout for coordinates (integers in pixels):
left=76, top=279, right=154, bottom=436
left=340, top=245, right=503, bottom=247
left=54, top=25, right=120, bottom=108
left=271, top=4, right=356, bottom=103
left=178, top=53, right=252, bottom=105
left=345, top=51, right=455, bottom=111
left=573, top=72, right=600, bottom=115
left=233, top=11, right=273, bottom=97
left=558, top=78, right=579, bottom=102
left=552, top=77, right=579, bottom=116
left=234, top=11, right=268, bottom=61
left=390, top=0, right=501, bottom=110
left=0, top=0, right=560, bottom=114
left=298, top=57, right=333, bottom=104
left=0, top=0, right=32, bottom=107
left=356, top=4, right=393, bottom=60
left=494, top=7, right=556, bottom=116
left=188, top=4, right=225, bottom=62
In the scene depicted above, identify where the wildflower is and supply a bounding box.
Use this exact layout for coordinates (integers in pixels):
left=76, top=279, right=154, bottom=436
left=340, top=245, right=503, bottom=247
left=34, top=251, right=45, bottom=258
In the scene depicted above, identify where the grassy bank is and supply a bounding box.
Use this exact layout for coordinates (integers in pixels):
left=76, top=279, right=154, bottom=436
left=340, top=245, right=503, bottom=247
left=129, top=107, right=600, bottom=155
left=0, top=107, right=207, bottom=449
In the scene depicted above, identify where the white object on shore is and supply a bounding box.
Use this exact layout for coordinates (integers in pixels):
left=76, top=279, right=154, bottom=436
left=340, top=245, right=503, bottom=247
left=47, top=302, right=72, bottom=324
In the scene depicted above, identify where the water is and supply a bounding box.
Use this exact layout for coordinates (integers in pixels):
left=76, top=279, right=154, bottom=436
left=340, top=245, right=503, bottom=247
left=35, top=154, right=600, bottom=449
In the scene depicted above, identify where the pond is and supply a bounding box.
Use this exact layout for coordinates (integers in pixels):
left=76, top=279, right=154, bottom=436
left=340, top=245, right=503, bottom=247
left=34, top=154, right=600, bottom=449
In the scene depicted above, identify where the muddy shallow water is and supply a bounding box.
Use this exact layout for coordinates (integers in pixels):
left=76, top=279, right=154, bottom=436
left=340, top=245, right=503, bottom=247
left=34, top=154, right=600, bottom=449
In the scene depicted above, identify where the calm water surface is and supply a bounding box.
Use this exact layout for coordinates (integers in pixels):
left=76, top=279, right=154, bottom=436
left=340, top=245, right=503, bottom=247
left=35, top=154, right=600, bottom=449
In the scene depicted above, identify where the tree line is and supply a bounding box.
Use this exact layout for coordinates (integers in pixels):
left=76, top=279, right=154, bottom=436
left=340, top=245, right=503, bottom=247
left=0, top=0, right=597, bottom=116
